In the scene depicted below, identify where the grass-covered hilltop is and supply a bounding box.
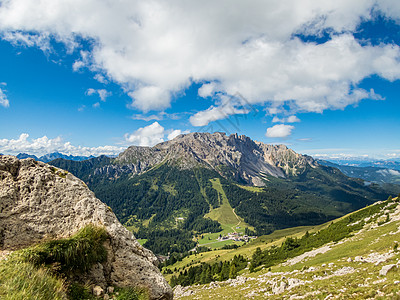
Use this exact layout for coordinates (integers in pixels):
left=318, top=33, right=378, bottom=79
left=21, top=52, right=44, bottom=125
left=169, top=195, right=400, bottom=299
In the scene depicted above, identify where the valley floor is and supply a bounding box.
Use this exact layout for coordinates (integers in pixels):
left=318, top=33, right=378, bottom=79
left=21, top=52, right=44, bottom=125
left=174, top=200, right=400, bottom=299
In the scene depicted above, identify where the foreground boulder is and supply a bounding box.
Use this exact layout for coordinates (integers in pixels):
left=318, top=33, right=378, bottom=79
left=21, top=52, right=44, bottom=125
left=0, top=155, right=172, bottom=300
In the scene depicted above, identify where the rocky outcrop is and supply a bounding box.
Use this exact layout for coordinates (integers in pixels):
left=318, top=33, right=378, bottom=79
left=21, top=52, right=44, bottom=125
left=113, top=132, right=318, bottom=186
left=0, top=155, right=172, bottom=300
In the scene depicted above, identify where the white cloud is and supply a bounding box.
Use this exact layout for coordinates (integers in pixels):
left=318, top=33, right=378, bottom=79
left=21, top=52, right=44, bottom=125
left=123, top=122, right=190, bottom=146
left=0, top=88, right=9, bottom=108
left=86, top=88, right=96, bottom=96
left=0, top=133, right=125, bottom=156
left=94, top=74, right=108, bottom=84
left=272, top=115, right=300, bottom=123
left=190, top=104, right=248, bottom=127
left=167, top=129, right=190, bottom=140
left=86, top=88, right=111, bottom=102
left=287, top=115, right=300, bottom=123
left=266, top=124, right=295, bottom=138
left=130, top=112, right=181, bottom=121
left=131, top=114, right=163, bottom=121
left=1, top=1, right=400, bottom=117
left=198, top=82, right=218, bottom=98
left=0, top=127, right=191, bottom=156
left=124, top=122, right=166, bottom=147
left=72, top=60, right=85, bottom=72
left=128, top=86, right=171, bottom=112
left=190, top=94, right=250, bottom=126
left=1, top=31, right=51, bottom=52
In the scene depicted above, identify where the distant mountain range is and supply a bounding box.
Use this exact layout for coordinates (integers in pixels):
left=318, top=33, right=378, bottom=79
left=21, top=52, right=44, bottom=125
left=319, top=159, right=400, bottom=185
left=16, top=152, right=95, bottom=163
left=321, top=158, right=400, bottom=170
left=49, top=132, right=397, bottom=255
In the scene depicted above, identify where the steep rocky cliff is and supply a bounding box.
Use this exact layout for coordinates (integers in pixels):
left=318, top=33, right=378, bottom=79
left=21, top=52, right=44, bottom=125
left=0, top=155, right=172, bottom=300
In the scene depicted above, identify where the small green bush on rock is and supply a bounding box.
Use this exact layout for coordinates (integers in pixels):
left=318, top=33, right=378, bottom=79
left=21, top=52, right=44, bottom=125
left=21, top=224, right=109, bottom=273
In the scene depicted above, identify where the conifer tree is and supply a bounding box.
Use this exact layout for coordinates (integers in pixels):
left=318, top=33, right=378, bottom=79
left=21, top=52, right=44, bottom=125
left=229, top=264, right=237, bottom=279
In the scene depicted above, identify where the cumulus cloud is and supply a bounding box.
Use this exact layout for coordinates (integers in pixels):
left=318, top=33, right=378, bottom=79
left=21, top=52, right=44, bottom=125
left=0, top=133, right=125, bottom=156
left=266, top=124, right=295, bottom=138
left=86, top=88, right=111, bottom=102
left=0, top=88, right=9, bottom=107
left=1, top=0, right=400, bottom=118
left=167, top=129, right=190, bottom=140
left=190, top=94, right=251, bottom=126
left=128, top=86, right=171, bottom=112
left=0, top=126, right=191, bottom=156
left=123, top=122, right=190, bottom=146
left=272, top=115, right=300, bottom=123
left=190, top=104, right=248, bottom=127
left=2, top=31, right=51, bottom=52
left=124, top=122, right=165, bottom=147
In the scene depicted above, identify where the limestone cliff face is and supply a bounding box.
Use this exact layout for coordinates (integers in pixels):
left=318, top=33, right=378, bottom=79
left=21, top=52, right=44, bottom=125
left=0, top=155, right=172, bottom=300
left=113, top=132, right=317, bottom=186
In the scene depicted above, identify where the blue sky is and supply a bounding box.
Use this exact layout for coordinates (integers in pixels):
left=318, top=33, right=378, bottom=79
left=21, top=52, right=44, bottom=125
left=0, top=1, right=400, bottom=160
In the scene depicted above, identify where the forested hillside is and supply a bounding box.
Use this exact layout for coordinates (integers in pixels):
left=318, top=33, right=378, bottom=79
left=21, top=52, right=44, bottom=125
left=49, top=132, right=395, bottom=256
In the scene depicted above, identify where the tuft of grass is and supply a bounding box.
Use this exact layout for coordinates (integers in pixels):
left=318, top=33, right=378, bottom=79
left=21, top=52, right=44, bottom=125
left=115, top=287, right=149, bottom=300
left=67, top=282, right=96, bottom=300
left=21, top=224, right=109, bottom=273
left=0, top=259, right=67, bottom=300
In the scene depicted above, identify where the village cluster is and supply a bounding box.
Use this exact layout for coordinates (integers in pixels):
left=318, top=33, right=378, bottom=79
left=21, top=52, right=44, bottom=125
left=217, top=232, right=256, bottom=243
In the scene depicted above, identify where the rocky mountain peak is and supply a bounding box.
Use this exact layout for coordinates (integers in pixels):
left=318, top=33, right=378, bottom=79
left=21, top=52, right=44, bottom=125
left=114, top=132, right=317, bottom=186
left=0, top=155, right=172, bottom=300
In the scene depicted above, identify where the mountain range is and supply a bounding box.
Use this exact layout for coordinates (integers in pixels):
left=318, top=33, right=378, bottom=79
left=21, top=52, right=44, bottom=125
left=319, top=159, right=400, bottom=185
left=49, top=132, right=396, bottom=255
left=321, top=158, right=400, bottom=170
left=15, top=152, right=95, bottom=163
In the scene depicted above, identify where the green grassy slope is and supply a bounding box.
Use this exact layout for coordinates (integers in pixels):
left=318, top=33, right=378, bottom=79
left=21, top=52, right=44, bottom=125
left=197, top=178, right=254, bottom=249
left=173, top=197, right=400, bottom=299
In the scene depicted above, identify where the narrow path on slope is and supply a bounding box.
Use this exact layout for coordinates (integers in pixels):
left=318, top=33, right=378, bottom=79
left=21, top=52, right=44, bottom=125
left=231, top=208, right=241, bottom=233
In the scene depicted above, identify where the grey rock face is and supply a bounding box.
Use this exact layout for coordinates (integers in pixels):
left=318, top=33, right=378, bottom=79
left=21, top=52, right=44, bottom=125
left=0, top=155, right=172, bottom=300
left=112, top=132, right=318, bottom=186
